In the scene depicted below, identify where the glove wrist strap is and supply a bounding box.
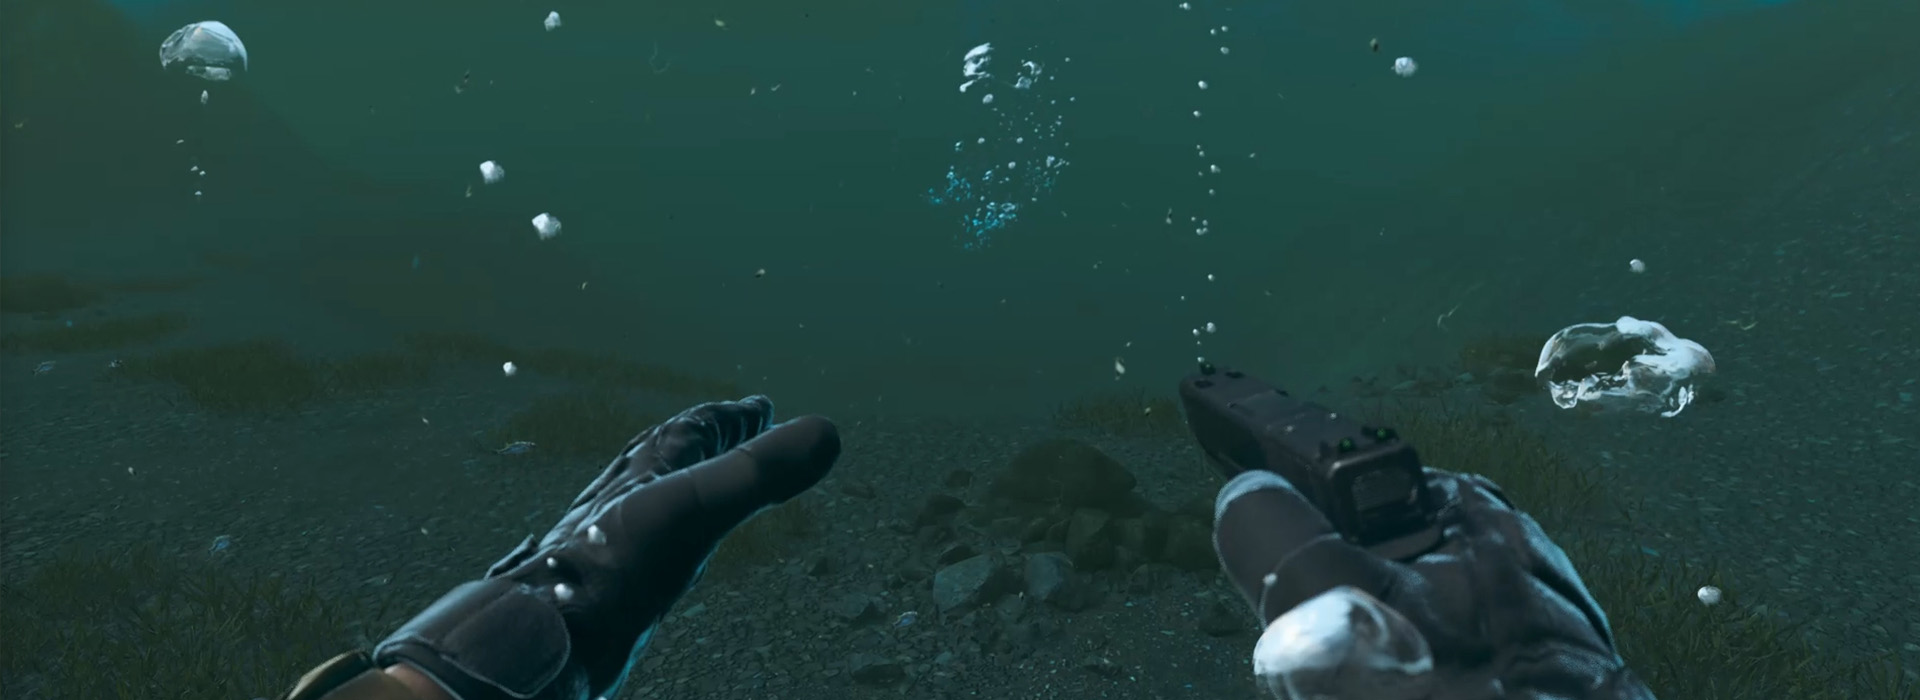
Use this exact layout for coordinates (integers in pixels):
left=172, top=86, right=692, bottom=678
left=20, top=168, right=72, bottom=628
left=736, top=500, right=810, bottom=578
left=373, top=579, right=584, bottom=700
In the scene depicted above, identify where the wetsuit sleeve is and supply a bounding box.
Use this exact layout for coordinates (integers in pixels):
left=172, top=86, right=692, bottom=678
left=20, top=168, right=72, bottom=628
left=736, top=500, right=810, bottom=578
left=280, top=651, right=426, bottom=700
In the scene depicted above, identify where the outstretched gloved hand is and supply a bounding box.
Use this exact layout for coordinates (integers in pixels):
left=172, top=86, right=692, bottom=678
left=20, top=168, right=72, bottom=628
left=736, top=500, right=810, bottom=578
left=1210, top=467, right=1658, bottom=700
left=374, top=396, right=841, bottom=700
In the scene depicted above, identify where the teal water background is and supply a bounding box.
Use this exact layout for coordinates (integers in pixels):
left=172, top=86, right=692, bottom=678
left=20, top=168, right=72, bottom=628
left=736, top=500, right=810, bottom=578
left=3, top=0, right=1914, bottom=416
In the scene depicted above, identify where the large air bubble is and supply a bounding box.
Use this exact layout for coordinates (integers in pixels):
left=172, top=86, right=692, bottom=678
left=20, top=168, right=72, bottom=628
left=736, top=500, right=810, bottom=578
left=159, top=21, right=249, bottom=82
left=1535, top=316, right=1716, bottom=418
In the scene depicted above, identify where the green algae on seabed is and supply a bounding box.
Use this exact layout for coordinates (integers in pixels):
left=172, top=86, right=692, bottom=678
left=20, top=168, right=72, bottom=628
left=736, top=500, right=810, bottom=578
left=483, top=391, right=661, bottom=459
left=400, top=330, right=742, bottom=399
left=0, top=275, right=204, bottom=316
left=1052, top=389, right=1186, bottom=439
left=704, top=494, right=823, bottom=580
left=0, top=313, right=190, bottom=354
left=0, top=541, right=403, bottom=699
left=122, top=340, right=437, bottom=414
left=0, top=275, right=105, bottom=314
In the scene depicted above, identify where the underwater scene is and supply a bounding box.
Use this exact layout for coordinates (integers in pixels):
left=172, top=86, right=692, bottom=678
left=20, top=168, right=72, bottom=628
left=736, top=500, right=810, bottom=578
left=1, top=0, right=1916, bottom=697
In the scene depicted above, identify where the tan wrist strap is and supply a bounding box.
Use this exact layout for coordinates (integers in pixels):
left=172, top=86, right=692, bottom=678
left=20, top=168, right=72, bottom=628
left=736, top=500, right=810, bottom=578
left=282, top=651, right=424, bottom=700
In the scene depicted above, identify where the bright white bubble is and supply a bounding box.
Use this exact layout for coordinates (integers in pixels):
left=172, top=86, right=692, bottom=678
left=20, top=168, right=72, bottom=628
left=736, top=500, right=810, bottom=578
left=531, top=213, right=562, bottom=240
left=1697, top=586, right=1723, bottom=606
left=1392, top=57, right=1418, bottom=78
left=544, top=12, right=563, bottom=31
left=480, top=161, right=505, bottom=184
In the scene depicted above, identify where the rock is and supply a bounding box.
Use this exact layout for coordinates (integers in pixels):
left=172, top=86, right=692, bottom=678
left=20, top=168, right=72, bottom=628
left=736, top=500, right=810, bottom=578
left=1197, top=599, right=1249, bottom=637
left=1080, top=655, right=1124, bottom=678
left=1174, top=494, right=1213, bottom=520
left=1019, top=518, right=1051, bottom=543
left=1052, top=577, right=1105, bottom=612
left=1125, top=563, right=1175, bottom=594
left=889, top=566, right=932, bottom=589
left=988, top=516, right=1027, bottom=539
left=830, top=593, right=879, bottom=624
left=842, top=480, right=877, bottom=499
left=991, top=439, right=1139, bottom=511
left=1064, top=509, right=1111, bottom=549
left=804, top=553, right=836, bottom=576
left=1045, top=519, right=1070, bottom=543
left=995, top=592, right=1027, bottom=623
left=915, top=494, right=967, bottom=527
left=1024, top=552, right=1073, bottom=602
left=1160, top=517, right=1219, bottom=572
left=944, top=469, right=974, bottom=489
left=916, top=525, right=953, bottom=549
left=1112, top=517, right=1148, bottom=552
left=847, top=652, right=905, bottom=685
left=936, top=543, right=979, bottom=567
left=1065, top=508, right=1116, bottom=570
left=933, top=554, right=1003, bottom=613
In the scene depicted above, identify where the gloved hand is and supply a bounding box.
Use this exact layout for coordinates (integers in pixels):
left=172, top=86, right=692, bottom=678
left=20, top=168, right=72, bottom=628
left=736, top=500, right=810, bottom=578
left=1210, top=466, right=1659, bottom=700
left=374, top=396, right=840, bottom=700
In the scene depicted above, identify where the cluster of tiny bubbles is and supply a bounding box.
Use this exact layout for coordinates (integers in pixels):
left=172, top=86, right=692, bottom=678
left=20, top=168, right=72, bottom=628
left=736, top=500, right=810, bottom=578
left=1174, top=3, right=1235, bottom=353
left=925, top=42, right=1072, bottom=250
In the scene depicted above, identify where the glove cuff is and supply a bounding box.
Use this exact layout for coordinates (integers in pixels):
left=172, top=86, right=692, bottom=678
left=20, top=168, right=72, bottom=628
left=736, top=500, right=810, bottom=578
left=373, top=579, right=584, bottom=700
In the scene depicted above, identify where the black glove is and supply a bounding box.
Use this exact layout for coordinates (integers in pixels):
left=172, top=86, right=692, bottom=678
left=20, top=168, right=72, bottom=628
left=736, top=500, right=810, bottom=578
left=1211, top=467, right=1658, bottom=700
left=374, top=396, right=841, bottom=700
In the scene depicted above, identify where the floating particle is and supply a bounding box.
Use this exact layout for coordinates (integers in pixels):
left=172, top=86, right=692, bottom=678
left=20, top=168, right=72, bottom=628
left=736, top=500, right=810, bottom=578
left=502, top=361, right=518, bottom=377
left=1114, top=357, right=1127, bottom=376
left=1629, top=258, right=1647, bottom=274
left=1205, top=322, right=1217, bottom=334
left=199, top=90, right=209, bottom=105
left=1393, top=57, right=1418, bottom=78
left=755, top=268, right=767, bottom=278
left=1178, top=2, right=1191, bottom=8
left=981, top=93, right=995, bottom=105
left=531, top=213, right=562, bottom=240
left=479, top=160, right=505, bottom=184
left=1192, top=328, right=1201, bottom=337
left=894, top=611, right=919, bottom=628
left=1209, top=164, right=1221, bottom=174
left=208, top=535, right=234, bottom=554
left=1220, top=46, right=1230, bottom=56
left=1207, top=273, right=1216, bottom=281
left=32, top=360, right=55, bottom=375
left=1193, top=110, right=1202, bottom=118
left=496, top=441, right=537, bottom=455
left=159, top=21, right=248, bottom=82
left=1370, top=38, right=1381, bottom=53
left=1696, top=586, right=1722, bottom=606
left=1197, top=80, right=1209, bottom=90
left=544, top=12, right=562, bottom=31
left=714, top=18, right=728, bottom=29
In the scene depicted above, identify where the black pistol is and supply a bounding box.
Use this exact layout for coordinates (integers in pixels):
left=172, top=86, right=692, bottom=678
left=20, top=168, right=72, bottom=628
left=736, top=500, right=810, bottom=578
left=1179, top=362, right=1443, bottom=561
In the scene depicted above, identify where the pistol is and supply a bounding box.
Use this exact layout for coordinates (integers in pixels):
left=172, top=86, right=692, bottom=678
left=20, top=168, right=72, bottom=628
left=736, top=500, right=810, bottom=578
left=1178, top=362, right=1443, bottom=561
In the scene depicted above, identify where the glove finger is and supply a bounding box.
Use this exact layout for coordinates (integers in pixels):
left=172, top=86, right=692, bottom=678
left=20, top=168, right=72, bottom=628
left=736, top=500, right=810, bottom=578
left=613, top=415, right=840, bottom=553
left=684, top=415, right=841, bottom=516
left=634, top=395, right=777, bottom=477
left=1213, top=471, right=1399, bottom=625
